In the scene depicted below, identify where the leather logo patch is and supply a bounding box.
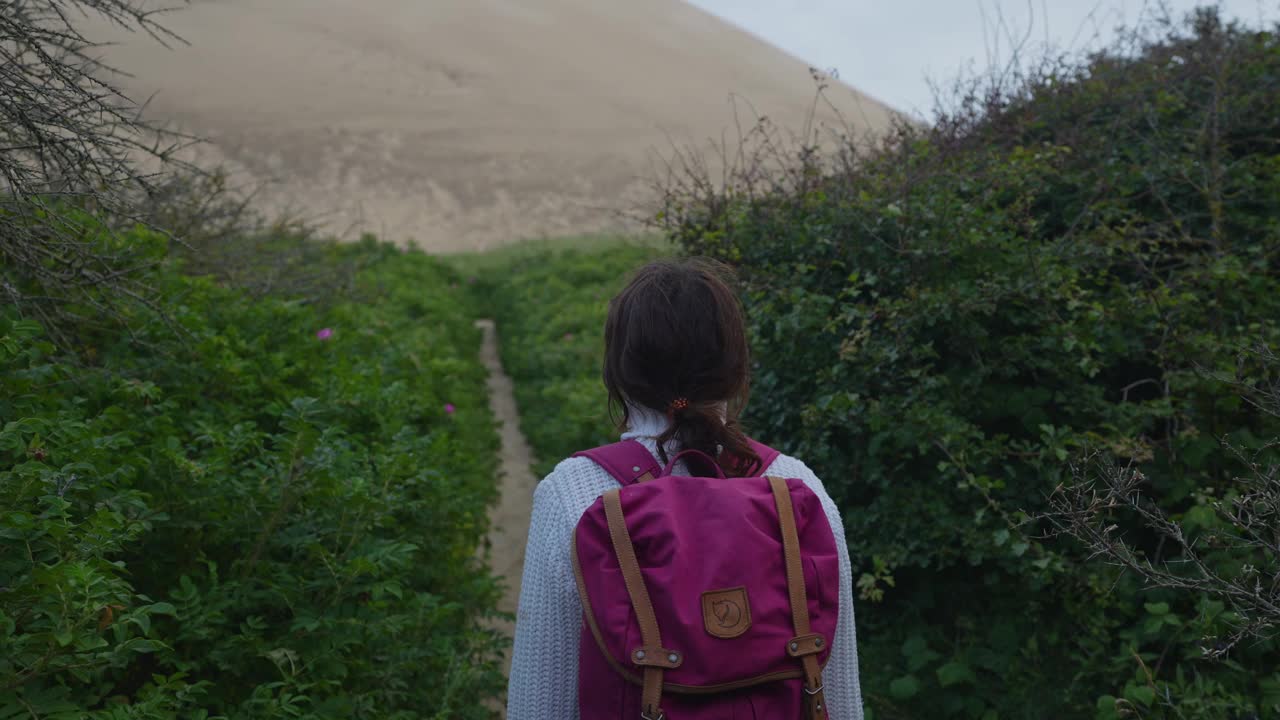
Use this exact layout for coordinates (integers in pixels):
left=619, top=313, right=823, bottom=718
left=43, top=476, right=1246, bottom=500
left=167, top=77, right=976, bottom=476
left=701, top=586, right=751, bottom=639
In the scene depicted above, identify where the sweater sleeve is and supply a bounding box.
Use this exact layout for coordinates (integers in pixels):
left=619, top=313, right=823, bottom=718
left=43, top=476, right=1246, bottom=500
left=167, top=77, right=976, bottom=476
left=767, top=455, right=866, bottom=720
left=506, top=473, right=582, bottom=720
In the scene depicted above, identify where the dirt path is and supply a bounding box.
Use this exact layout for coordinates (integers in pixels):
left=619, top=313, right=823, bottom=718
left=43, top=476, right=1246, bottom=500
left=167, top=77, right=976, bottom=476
left=476, top=319, right=538, bottom=693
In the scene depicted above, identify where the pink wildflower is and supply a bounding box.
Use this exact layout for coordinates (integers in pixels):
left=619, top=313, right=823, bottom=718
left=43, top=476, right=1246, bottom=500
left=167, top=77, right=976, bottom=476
left=316, top=328, right=334, bottom=340
left=445, top=403, right=456, bottom=415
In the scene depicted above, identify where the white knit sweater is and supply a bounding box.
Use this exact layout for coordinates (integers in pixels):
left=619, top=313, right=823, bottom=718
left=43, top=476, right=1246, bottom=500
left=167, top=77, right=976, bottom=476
left=506, top=406, right=864, bottom=719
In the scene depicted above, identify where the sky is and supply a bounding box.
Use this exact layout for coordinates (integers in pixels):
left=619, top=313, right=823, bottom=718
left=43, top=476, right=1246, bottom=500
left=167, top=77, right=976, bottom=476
left=686, top=0, right=1280, bottom=117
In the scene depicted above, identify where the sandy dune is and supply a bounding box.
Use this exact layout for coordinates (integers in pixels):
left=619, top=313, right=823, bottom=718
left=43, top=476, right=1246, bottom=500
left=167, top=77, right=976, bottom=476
left=88, top=0, right=898, bottom=251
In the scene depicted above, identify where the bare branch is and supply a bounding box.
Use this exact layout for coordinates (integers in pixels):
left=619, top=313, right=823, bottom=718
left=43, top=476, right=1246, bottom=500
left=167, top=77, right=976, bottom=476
left=1, top=0, right=193, bottom=343
left=1044, top=345, right=1280, bottom=657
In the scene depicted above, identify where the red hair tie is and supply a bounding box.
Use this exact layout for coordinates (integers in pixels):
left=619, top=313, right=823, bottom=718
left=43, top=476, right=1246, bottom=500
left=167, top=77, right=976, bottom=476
left=668, top=397, right=689, bottom=415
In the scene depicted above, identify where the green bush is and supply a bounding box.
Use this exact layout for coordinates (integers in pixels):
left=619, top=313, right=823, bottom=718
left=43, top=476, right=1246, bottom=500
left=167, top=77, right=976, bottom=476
left=656, top=10, right=1280, bottom=720
left=475, top=242, right=669, bottom=477
left=1, top=232, right=505, bottom=718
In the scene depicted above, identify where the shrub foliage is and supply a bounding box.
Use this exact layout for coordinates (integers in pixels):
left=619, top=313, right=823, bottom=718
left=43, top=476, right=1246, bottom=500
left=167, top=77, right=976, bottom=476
left=654, top=10, right=1280, bottom=719
left=1, top=233, right=506, bottom=718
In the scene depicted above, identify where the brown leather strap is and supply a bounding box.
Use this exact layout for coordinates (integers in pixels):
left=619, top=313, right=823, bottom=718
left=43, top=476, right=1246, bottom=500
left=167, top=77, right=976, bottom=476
left=603, top=489, right=669, bottom=719
left=769, top=477, right=828, bottom=720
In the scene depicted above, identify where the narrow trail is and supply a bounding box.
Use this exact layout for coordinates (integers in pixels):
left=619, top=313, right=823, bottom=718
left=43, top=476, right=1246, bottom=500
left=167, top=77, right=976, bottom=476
left=476, top=319, right=538, bottom=692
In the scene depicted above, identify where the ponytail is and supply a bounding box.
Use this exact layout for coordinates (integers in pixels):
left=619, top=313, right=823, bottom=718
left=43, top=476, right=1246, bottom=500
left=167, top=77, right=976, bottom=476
left=654, top=398, right=762, bottom=477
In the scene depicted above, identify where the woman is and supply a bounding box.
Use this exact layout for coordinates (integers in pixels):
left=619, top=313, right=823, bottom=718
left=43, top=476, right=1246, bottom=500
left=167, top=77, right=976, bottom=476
left=506, top=258, right=863, bottom=719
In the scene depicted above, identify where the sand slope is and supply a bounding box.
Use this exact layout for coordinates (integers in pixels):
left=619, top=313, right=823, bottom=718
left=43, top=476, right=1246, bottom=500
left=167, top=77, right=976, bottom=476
left=90, top=0, right=898, bottom=251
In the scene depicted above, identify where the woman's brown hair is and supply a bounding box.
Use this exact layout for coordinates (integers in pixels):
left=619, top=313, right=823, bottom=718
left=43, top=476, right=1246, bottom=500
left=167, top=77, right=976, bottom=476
left=603, top=257, right=762, bottom=476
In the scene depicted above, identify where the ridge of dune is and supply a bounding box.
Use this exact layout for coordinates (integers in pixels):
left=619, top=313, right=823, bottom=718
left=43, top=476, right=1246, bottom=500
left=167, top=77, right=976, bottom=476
left=89, top=0, right=899, bottom=251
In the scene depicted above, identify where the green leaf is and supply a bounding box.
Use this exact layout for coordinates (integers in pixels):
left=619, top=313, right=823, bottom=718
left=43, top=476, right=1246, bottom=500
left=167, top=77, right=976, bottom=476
left=130, top=611, right=150, bottom=635
left=901, top=636, right=942, bottom=671
left=53, top=627, right=74, bottom=647
left=901, top=635, right=929, bottom=658
left=1095, top=695, right=1119, bottom=720
left=121, top=638, right=157, bottom=654
left=1182, top=504, right=1216, bottom=530
left=1144, top=602, right=1170, bottom=616
left=1259, top=674, right=1280, bottom=707
left=146, top=602, right=177, bottom=616
left=889, top=675, right=921, bottom=699
left=936, top=660, right=977, bottom=687
left=1124, top=683, right=1156, bottom=706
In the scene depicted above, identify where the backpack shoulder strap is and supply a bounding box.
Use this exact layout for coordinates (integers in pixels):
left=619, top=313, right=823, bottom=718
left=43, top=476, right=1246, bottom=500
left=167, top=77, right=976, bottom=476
left=747, top=438, right=781, bottom=474
left=572, top=440, right=662, bottom=486
left=769, top=476, right=828, bottom=719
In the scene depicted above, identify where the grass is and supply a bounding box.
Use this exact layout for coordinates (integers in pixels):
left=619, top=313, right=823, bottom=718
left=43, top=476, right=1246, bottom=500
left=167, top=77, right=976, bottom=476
left=441, top=232, right=670, bottom=278
left=450, top=236, right=671, bottom=476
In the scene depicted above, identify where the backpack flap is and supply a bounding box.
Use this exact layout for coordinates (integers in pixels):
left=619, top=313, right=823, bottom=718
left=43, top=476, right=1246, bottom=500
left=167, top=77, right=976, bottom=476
left=571, top=475, right=840, bottom=693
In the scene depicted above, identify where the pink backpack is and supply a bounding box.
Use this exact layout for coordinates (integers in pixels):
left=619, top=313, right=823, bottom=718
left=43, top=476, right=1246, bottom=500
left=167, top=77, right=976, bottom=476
left=571, top=438, right=839, bottom=720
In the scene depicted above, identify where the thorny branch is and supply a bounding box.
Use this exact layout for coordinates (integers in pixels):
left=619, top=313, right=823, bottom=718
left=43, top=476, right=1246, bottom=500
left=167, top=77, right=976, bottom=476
left=1044, top=345, right=1280, bottom=659
left=0, top=0, right=193, bottom=344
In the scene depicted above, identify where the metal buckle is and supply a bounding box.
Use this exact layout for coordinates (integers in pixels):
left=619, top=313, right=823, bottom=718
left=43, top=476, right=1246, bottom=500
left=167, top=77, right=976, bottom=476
left=804, top=683, right=825, bottom=695
left=640, top=712, right=665, bottom=720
